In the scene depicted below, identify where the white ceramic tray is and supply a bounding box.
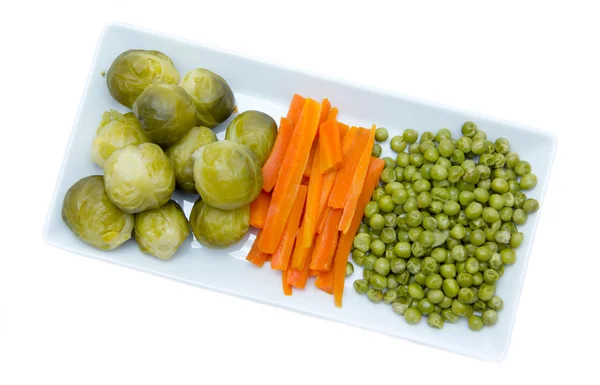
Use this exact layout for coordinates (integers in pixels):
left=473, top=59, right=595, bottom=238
left=44, top=22, right=556, bottom=361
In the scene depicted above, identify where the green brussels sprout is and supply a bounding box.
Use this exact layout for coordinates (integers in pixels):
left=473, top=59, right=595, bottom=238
left=225, top=110, right=277, bottom=165
left=62, top=175, right=134, bottom=250
left=104, top=143, right=175, bottom=213
left=134, top=200, right=190, bottom=259
left=189, top=198, right=250, bottom=247
left=133, top=84, right=197, bottom=146
left=193, top=141, right=263, bottom=210
left=179, top=68, right=235, bottom=128
left=106, top=49, right=180, bottom=108
left=165, top=126, right=217, bottom=192
left=91, top=110, right=149, bottom=167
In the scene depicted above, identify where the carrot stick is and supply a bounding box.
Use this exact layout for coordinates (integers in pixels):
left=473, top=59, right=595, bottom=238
left=316, top=206, right=331, bottom=234
left=286, top=94, right=306, bottom=128
left=328, top=129, right=370, bottom=209
left=339, top=124, right=376, bottom=233
left=327, top=107, right=338, bottom=122
left=258, top=98, right=322, bottom=253
left=302, top=150, right=324, bottom=248
left=309, top=209, right=342, bottom=272
left=246, top=231, right=270, bottom=267
left=249, top=191, right=271, bottom=228
left=271, top=185, right=308, bottom=270
left=303, top=142, right=317, bottom=178
left=315, top=270, right=335, bottom=294
left=282, top=270, right=293, bottom=296
left=262, top=117, right=294, bottom=193
left=332, top=157, right=385, bottom=307
left=319, top=120, right=344, bottom=173
left=309, top=270, right=321, bottom=277
left=319, top=98, right=331, bottom=124
left=290, top=229, right=309, bottom=270
left=287, top=240, right=315, bottom=289
left=338, top=123, right=351, bottom=142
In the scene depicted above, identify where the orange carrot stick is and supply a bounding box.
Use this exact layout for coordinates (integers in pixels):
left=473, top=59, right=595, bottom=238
left=327, top=107, right=338, bottom=122
left=338, top=122, right=349, bottom=139
left=328, top=129, right=370, bottom=209
left=303, top=142, right=317, bottom=178
left=309, top=270, right=321, bottom=277
left=246, top=231, right=270, bottom=267
left=262, top=117, right=294, bottom=193
left=258, top=98, right=322, bottom=253
left=286, top=94, right=306, bottom=128
left=316, top=206, right=331, bottom=234
left=290, top=228, right=309, bottom=270
left=332, top=157, right=385, bottom=307
left=309, top=209, right=342, bottom=272
left=249, top=191, right=271, bottom=228
left=315, top=270, right=335, bottom=294
left=282, top=270, right=293, bottom=296
left=319, top=98, right=331, bottom=124
left=271, top=185, right=308, bottom=270
left=319, top=120, right=344, bottom=173
left=339, top=124, right=376, bottom=233
left=287, top=242, right=314, bottom=289
left=302, top=151, right=324, bottom=248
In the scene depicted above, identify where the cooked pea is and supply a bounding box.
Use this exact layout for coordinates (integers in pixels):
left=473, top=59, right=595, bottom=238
left=514, top=160, right=531, bottom=176
left=430, top=248, right=448, bottom=264
left=510, top=232, right=524, bottom=248
left=482, top=207, right=500, bottom=223
left=363, top=255, right=377, bottom=270
left=447, top=165, right=465, bottom=183
left=512, top=208, right=527, bottom=225
left=520, top=173, right=538, bottom=190
left=366, top=288, right=383, bottom=303
left=403, top=128, right=418, bottom=143
left=419, top=140, right=436, bottom=155
left=372, top=186, right=386, bottom=201
left=442, top=279, right=460, bottom=297
left=418, top=298, right=435, bottom=315
left=371, top=143, right=382, bottom=157
left=461, top=121, right=477, bottom=137
left=468, top=315, right=484, bottom=331
left=421, top=257, right=438, bottom=275
left=452, top=299, right=474, bottom=317
left=487, top=295, right=504, bottom=311
left=353, top=233, right=371, bottom=252
left=403, top=307, right=422, bottom=324
left=436, top=157, right=452, bottom=169
left=423, top=147, right=440, bottom=163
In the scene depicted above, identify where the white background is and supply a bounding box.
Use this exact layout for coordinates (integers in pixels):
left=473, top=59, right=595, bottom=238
left=1, top=0, right=599, bottom=383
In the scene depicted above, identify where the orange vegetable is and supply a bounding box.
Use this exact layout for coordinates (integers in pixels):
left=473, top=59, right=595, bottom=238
left=338, top=122, right=349, bottom=139
left=328, top=128, right=370, bottom=208
left=290, top=229, right=310, bottom=270
left=332, top=157, right=385, bottom=307
left=327, top=107, right=338, bottom=122
left=302, top=151, right=324, bottom=248
left=319, top=120, right=344, bottom=173
left=246, top=231, right=270, bottom=267
left=316, top=206, right=331, bottom=234
left=309, top=209, right=342, bottom=272
left=319, top=98, right=331, bottom=124
left=249, top=191, right=271, bottom=228
left=287, top=243, right=314, bottom=289
left=262, top=117, right=294, bottom=193
left=258, top=98, right=322, bottom=253
left=282, top=270, right=293, bottom=296
left=271, top=185, right=308, bottom=270
left=309, top=270, right=321, bottom=277
left=286, top=94, right=306, bottom=128
left=303, top=142, right=317, bottom=178
left=339, top=124, right=376, bottom=233
left=315, top=270, right=334, bottom=294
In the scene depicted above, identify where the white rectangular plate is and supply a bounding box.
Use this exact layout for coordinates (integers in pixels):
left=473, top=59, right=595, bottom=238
left=45, top=22, right=556, bottom=361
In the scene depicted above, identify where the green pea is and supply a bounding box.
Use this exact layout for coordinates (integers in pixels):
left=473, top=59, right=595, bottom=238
left=353, top=279, right=369, bottom=294
left=372, top=186, right=385, bottom=202
left=514, top=160, right=531, bottom=176
left=449, top=149, right=466, bottom=165
left=374, top=257, right=391, bottom=276
left=371, top=142, right=383, bottom=157
left=442, top=279, right=460, bottom=297
left=522, top=198, right=539, bottom=213
left=458, top=287, right=477, bottom=304
left=369, top=213, right=385, bottom=230
left=487, top=295, right=504, bottom=311
left=418, top=298, right=435, bottom=315
left=370, top=273, right=388, bottom=290
left=438, top=263, right=456, bottom=279
left=520, top=173, right=538, bottom=190
left=473, top=130, right=487, bottom=140
left=512, top=208, right=527, bottom=225
left=387, top=136, right=406, bottom=154
left=429, top=164, right=448, bottom=181
left=408, top=283, right=425, bottom=300
left=468, top=315, right=484, bottom=331
left=419, top=140, right=436, bottom=155
left=403, top=128, right=418, bottom=143
left=438, top=295, right=453, bottom=309
left=423, top=274, right=441, bottom=290
left=449, top=245, right=466, bottom=262
left=366, top=288, right=383, bottom=303
left=382, top=289, right=397, bottom=305
left=392, top=297, right=412, bottom=316
left=406, top=257, right=422, bottom=275
left=449, top=224, right=466, bottom=240
left=440, top=309, right=459, bottom=323
left=479, top=153, right=494, bottom=167
left=461, top=121, right=477, bottom=137
left=409, top=154, right=425, bottom=168
left=475, top=246, right=493, bottom=262
left=403, top=307, right=422, bottom=325
left=423, top=147, right=439, bottom=163
left=478, top=283, right=496, bottom=302
left=370, top=239, right=386, bottom=256
left=481, top=207, right=499, bottom=224
left=409, top=143, right=420, bottom=155
left=382, top=157, right=396, bottom=170
left=375, top=127, right=389, bottom=142
left=455, top=136, right=471, bottom=153
left=363, top=255, right=377, bottom=271
left=434, top=137, right=453, bottom=157
left=396, top=152, right=410, bottom=168
left=445, top=166, right=463, bottom=184
left=509, top=232, right=524, bottom=248
left=471, top=138, right=486, bottom=155
left=353, top=233, right=371, bottom=252
left=430, top=248, right=447, bottom=264
left=436, top=157, right=452, bottom=170
left=499, top=248, right=516, bottom=265
left=364, top=201, right=380, bottom=218
left=452, top=299, right=474, bottom=317
left=442, top=201, right=460, bottom=216
left=483, top=268, right=500, bottom=284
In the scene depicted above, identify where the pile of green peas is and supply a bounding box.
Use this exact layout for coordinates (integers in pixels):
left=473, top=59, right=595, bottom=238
left=353, top=123, right=539, bottom=331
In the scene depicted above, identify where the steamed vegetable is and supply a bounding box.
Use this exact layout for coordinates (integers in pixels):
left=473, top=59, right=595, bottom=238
left=92, top=110, right=149, bottom=168
left=225, top=110, right=277, bottom=165
left=134, top=200, right=190, bottom=259
left=106, top=49, right=180, bottom=108
left=189, top=198, right=250, bottom=247
left=103, top=143, right=175, bottom=213
left=62, top=176, right=134, bottom=250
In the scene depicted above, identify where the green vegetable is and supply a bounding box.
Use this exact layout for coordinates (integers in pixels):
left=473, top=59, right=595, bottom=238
left=346, top=262, right=354, bottom=277
left=179, top=68, right=235, bottom=128
left=375, top=127, right=389, bottom=142
left=372, top=143, right=382, bottom=158
left=92, top=110, right=148, bottom=168
left=392, top=297, right=413, bottom=315
left=225, top=110, right=277, bottom=165
left=403, top=308, right=422, bottom=324
left=452, top=299, right=474, bottom=318
left=403, top=129, right=419, bottom=143
left=418, top=298, right=435, bottom=315
left=367, top=289, right=383, bottom=303
left=189, top=198, right=249, bottom=247
left=374, top=257, right=391, bottom=275
left=468, top=315, right=484, bottom=331
left=193, top=141, right=263, bottom=210
left=482, top=309, right=498, bottom=326
left=441, top=309, right=460, bottom=323
left=134, top=200, right=189, bottom=259
left=461, top=121, right=477, bottom=137
left=353, top=279, right=369, bottom=294
left=62, top=176, right=134, bottom=250
left=487, top=295, right=504, bottom=311
left=383, top=289, right=398, bottom=304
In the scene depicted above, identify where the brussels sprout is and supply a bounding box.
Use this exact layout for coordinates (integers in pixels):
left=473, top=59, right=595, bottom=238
left=179, top=68, right=235, bottom=128
left=62, top=176, right=134, bottom=250
left=106, top=49, right=180, bottom=108
left=104, top=143, right=175, bottom=213
left=134, top=200, right=190, bottom=259
left=189, top=198, right=250, bottom=247
left=91, top=110, right=149, bottom=167
left=133, top=84, right=197, bottom=146
left=193, top=141, right=263, bottom=210
left=225, top=110, right=277, bottom=165
left=165, top=126, right=217, bottom=192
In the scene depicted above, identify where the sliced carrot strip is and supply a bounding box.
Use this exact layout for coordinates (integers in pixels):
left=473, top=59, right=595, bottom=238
left=328, top=129, right=370, bottom=209
left=339, top=124, right=376, bottom=233
left=316, top=206, right=331, bottom=235
left=286, top=94, right=305, bottom=128
left=327, top=107, right=338, bottom=122
left=309, top=209, right=342, bottom=272
left=282, top=270, right=293, bottom=296
left=309, top=270, right=321, bottom=277
left=332, top=157, right=385, bottom=307
left=319, top=120, right=344, bottom=173
left=249, top=191, right=271, bottom=228
left=258, top=98, right=322, bottom=253
left=262, top=117, right=294, bottom=193
left=319, top=98, right=331, bottom=124
left=303, top=142, right=317, bottom=178
left=287, top=247, right=313, bottom=289
left=246, top=231, right=270, bottom=267
left=315, top=270, right=335, bottom=294
left=338, top=122, right=349, bottom=140
left=271, top=185, right=308, bottom=270
left=302, top=151, right=324, bottom=248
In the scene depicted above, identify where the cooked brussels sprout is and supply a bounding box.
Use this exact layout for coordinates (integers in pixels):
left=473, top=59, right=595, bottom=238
left=225, top=110, right=277, bottom=165
left=133, top=84, right=197, bottom=146
left=62, top=175, right=134, bottom=250
left=189, top=198, right=250, bottom=247
left=104, top=143, right=175, bottom=213
left=106, top=49, right=180, bottom=108
left=134, top=200, right=190, bottom=259
left=91, top=110, right=149, bottom=167
left=165, top=126, right=217, bottom=192
left=179, top=68, right=235, bottom=128
left=193, top=141, right=263, bottom=210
